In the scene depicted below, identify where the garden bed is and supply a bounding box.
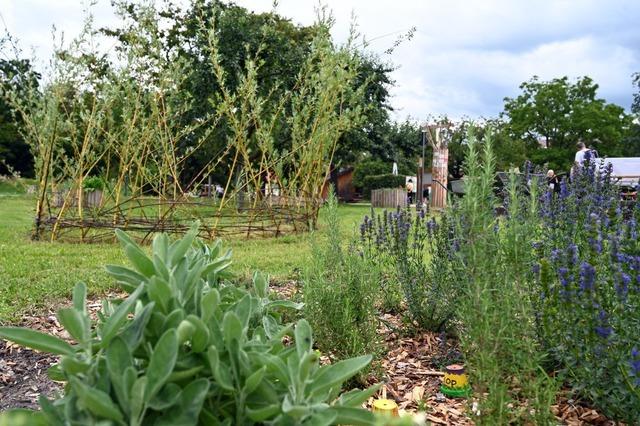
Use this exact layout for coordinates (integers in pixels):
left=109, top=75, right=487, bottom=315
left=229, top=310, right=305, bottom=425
left=0, top=286, right=620, bottom=425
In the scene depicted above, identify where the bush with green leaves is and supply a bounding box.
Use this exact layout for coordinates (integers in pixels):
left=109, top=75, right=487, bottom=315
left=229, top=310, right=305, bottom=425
left=361, top=174, right=406, bottom=198
left=82, top=176, right=106, bottom=192
left=303, top=189, right=381, bottom=366
left=451, top=131, right=556, bottom=424
left=352, top=159, right=390, bottom=189
left=0, top=227, right=380, bottom=425
left=359, top=131, right=557, bottom=423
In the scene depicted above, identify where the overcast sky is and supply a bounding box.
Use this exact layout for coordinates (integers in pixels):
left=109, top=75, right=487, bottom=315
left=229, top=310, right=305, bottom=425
left=1, top=0, right=639, bottom=121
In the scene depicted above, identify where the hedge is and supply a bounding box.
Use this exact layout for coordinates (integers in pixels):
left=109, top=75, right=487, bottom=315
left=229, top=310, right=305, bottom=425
left=361, top=174, right=406, bottom=198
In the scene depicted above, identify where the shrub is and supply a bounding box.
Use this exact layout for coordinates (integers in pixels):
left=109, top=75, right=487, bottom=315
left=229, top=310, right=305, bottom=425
left=361, top=174, right=406, bottom=198
left=0, top=226, right=379, bottom=425
left=303, top=189, right=381, bottom=365
left=359, top=207, right=462, bottom=331
left=360, top=130, right=557, bottom=423
left=453, top=131, right=557, bottom=424
left=82, top=176, right=106, bottom=192
left=352, top=158, right=389, bottom=189
left=534, top=161, right=640, bottom=421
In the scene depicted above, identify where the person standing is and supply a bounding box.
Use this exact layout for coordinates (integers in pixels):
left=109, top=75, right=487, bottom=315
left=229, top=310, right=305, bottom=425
left=572, top=141, right=591, bottom=177
left=406, top=178, right=414, bottom=205
left=574, top=141, right=589, bottom=166
left=546, top=169, right=560, bottom=193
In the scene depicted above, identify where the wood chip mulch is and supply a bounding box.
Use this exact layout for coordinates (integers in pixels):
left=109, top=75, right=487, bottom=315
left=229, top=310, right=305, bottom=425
left=1, top=313, right=64, bottom=410
left=0, top=292, right=125, bottom=410
left=0, top=286, right=624, bottom=425
left=372, top=313, right=473, bottom=425
left=369, top=312, right=622, bottom=425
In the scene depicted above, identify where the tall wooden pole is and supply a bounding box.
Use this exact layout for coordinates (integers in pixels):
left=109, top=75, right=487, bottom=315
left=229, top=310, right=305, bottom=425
left=427, top=125, right=449, bottom=210
left=418, top=129, right=425, bottom=205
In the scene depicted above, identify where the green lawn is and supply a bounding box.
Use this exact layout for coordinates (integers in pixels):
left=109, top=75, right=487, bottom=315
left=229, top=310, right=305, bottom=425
left=0, top=191, right=372, bottom=323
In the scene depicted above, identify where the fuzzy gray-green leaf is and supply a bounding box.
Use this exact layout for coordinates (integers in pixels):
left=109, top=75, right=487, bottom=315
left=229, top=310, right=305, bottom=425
left=145, top=329, right=178, bottom=401
left=0, top=327, right=74, bottom=356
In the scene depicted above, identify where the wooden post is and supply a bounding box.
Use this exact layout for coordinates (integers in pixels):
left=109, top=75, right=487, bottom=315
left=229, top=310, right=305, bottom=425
left=417, top=157, right=423, bottom=206
left=426, top=125, right=450, bottom=210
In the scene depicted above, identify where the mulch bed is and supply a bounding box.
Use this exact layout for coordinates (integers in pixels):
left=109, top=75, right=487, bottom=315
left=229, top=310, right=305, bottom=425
left=0, top=283, right=623, bottom=424
left=0, top=340, right=61, bottom=410
left=0, top=314, right=64, bottom=410
left=374, top=313, right=473, bottom=425
left=0, top=292, right=123, bottom=411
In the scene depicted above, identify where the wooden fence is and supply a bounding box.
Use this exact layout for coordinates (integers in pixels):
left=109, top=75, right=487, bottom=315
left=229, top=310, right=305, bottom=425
left=371, top=188, right=407, bottom=208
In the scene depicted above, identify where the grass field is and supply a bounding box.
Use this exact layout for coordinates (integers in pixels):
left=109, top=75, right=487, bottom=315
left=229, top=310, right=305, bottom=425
left=0, top=186, right=372, bottom=323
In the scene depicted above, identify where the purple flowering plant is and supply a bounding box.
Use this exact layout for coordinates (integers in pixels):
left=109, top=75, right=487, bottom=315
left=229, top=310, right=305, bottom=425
left=358, top=205, right=463, bottom=331
left=355, top=132, right=640, bottom=422
left=535, top=161, right=640, bottom=421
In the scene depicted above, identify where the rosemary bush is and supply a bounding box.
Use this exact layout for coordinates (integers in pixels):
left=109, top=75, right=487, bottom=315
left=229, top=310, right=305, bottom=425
left=452, top=130, right=556, bottom=424
left=303, top=189, right=381, bottom=364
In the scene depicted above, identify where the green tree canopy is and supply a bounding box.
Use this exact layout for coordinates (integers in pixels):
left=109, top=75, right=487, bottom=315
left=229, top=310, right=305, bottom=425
left=502, top=76, right=631, bottom=153
left=0, top=57, right=39, bottom=177
left=500, top=75, right=634, bottom=171
left=102, top=0, right=399, bottom=182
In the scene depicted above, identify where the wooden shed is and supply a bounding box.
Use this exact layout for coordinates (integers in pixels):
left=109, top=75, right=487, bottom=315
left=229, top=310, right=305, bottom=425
left=321, top=166, right=355, bottom=201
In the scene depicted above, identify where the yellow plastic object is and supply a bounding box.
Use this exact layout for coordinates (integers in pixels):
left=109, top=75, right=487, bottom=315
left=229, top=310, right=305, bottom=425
left=372, top=399, right=399, bottom=417
left=443, top=364, right=468, bottom=389
left=441, top=364, right=471, bottom=397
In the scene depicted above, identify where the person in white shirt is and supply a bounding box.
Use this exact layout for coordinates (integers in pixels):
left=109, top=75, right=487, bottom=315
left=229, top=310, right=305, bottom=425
left=574, top=141, right=589, bottom=166
left=406, top=179, right=414, bottom=204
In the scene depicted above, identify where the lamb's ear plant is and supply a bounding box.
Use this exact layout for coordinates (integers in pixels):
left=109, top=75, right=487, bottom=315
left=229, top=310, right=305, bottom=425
left=0, top=226, right=379, bottom=425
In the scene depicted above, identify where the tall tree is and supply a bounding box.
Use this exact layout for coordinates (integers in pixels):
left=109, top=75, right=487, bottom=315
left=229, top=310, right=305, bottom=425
left=502, top=76, right=633, bottom=170
left=334, top=55, right=396, bottom=164
left=0, top=57, right=39, bottom=177
left=101, top=0, right=319, bottom=183
left=503, top=76, right=630, bottom=150
left=632, top=72, right=640, bottom=115
left=103, top=0, right=397, bottom=182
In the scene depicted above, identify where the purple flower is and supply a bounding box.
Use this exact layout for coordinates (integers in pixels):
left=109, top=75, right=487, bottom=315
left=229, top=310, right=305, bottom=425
left=559, top=180, right=569, bottom=198
left=588, top=237, right=602, bottom=254
left=595, top=325, right=612, bottom=340
left=579, top=261, right=596, bottom=292
left=629, top=219, right=638, bottom=240
left=426, top=218, right=437, bottom=235
left=617, top=272, right=631, bottom=299
left=568, top=244, right=578, bottom=265
left=558, top=267, right=570, bottom=288
left=629, top=348, right=640, bottom=387
left=532, top=263, right=541, bottom=275
left=594, top=310, right=613, bottom=339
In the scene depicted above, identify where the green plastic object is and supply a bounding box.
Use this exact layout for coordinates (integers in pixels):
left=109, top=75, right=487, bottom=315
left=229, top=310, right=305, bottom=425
left=440, top=384, right=471, bottom=398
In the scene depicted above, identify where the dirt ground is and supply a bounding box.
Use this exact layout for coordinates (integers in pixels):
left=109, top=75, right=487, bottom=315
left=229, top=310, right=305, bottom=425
left=1, top=326, right=62, bottom=410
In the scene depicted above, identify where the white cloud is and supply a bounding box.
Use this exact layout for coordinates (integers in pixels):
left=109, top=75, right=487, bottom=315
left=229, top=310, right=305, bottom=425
left=2, top=0, right=639, bottom=120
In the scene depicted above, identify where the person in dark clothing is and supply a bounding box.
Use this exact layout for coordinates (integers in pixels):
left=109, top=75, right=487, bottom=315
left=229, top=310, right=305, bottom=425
left=547, top=169, right=561, bottom=193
